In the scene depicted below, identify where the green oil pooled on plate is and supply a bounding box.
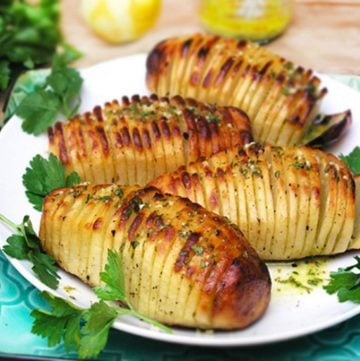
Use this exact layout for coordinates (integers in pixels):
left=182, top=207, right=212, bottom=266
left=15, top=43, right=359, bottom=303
left=269, top=257, right=329, bottom=296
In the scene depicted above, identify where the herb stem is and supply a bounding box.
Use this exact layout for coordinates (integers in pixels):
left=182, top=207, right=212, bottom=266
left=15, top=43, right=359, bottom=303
left=116, top=307, right=172, bottom=333
left=0, top=213, right=21, bottom=233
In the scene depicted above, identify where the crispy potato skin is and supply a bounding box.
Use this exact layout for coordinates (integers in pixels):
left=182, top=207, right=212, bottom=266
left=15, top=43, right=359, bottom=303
left=150, top=143, right=356, bottom=260
left=39, top=184, right=270, bottom=329
left=48, top=94, right=252, bottom=185
left=146, top=34, right=327, bottom=146
left=351, top=175, right=360, bottom=249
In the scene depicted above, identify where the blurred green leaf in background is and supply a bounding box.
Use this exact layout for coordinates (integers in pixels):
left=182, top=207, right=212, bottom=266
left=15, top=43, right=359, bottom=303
left=0, top=0, right=61, bottom=95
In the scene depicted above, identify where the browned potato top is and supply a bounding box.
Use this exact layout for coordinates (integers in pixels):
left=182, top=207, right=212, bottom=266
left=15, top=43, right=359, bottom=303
left=48, top=94, right=251, bottom=185
left=146, top=33, right=327, bottom=146
left=150, top=143, right=356, bottom=260
left=39, top=183, right=270, bottom=329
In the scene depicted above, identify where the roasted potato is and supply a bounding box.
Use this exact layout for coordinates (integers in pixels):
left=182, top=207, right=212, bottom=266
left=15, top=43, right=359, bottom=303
left=150, top=143, right=358, bottom=260
left=39, top=183, right=271, bottom=329
left=48, top=94, right=251, bottom=185
left=146, top=33, right=328, bottom=146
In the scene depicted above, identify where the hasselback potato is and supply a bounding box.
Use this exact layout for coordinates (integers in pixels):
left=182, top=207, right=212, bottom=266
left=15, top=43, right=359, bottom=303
left=150, top=143, right=359, bottom=260
left=146, top=33, right=328, bottom=146
left=48, top=94, right=251, bottom=185
left=39, top=183, right=271, bottom=329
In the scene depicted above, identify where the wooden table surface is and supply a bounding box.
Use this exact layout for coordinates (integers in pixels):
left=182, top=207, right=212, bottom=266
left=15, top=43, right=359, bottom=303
left=62, top=0, right=360, bottom=75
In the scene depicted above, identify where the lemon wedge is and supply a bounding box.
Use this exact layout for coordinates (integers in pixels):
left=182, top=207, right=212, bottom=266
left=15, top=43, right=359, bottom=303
left=81, top=0, right=161, bottom=44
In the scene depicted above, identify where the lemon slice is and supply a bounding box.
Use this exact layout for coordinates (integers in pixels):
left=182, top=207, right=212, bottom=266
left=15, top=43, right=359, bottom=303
left=81, top=0, right=161, bottom=44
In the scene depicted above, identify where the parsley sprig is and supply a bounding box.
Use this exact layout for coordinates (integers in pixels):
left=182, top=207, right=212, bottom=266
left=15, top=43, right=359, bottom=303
left=15, top=48, right=83, bottom=135
left=0, top=0, right=61, bottom=94
left=339, top=146, right=360, bottom=175
left=323, top=256, right=360, bottom=303
left=23, top=153, right=80, bottom=211
left=31, top=250, right=171, bottom=359
left=0, top=213, right=59, bottom=289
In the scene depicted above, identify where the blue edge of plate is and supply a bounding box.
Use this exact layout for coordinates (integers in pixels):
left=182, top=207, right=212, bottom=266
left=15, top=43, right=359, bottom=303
left=1, top=75, right=360, bottom=361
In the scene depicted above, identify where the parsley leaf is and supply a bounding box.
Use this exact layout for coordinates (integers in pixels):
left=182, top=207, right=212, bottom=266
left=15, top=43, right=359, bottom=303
left=16, top=90, right=61, bottom=135
left=94, top=250, right=172, bottom=333
left=79, top=301, right=118, bottom=359
left=0, top=60, right=10, bottom=90
left=0, top=0, right=62, bottom=93
left=31, top=292, right=82, bottom=349
left=31, top=251, right=171, bottom=359
left=323, top=256, right=360, bottom=303
left=15, top=50, right=83, bottom=135
left=339, top=146, right=360, bottom=175
left=0, top=214, right=59, bottom=289
left=23, top=153, right=80, bottom=211
left=46, top=67, right=82, bottom=117
left=94, top=249, right=126, bottom=301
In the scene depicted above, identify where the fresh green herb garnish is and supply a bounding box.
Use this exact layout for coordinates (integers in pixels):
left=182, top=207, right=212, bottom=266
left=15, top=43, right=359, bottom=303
left=0, top=0, right=61, bottom=94
left=23, top=153, right=80, bottom=211
left=94, top=250, right=171, bottom=333
left=0, top=214, right=59, bottom=289
left=129, top=196, right=144, bottom=212
left=207, top=113, right=220, bottom=125
left=293, top=161, right=311, bottom=170
left=191, top=245, right=204, bottom=256
left=339, top=146, right=360, bottom=175
left=31, top=250, right=171, bottom=359
left=323, top=256, right=360, bottom=303
left=15, top=49, right=83, bottom=135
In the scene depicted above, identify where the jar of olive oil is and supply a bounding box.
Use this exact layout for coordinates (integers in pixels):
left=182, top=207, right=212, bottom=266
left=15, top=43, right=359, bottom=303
left=199, top=0, right=294, bottom=44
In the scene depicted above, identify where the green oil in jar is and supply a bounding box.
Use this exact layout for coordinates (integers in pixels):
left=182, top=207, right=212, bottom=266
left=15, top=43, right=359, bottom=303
left=199, top=0, right=294, bottom=43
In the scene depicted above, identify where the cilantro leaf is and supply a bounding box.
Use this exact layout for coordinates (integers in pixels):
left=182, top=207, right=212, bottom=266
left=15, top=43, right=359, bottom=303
left=324, top=256, right=360, bottom=304
left=339, top=146, right=360, bottom=175
left=23, top=153, right=80, bottom=211
left=16, top=89, right=61, bottom=135
left=0, top=214, right=59, bottom=289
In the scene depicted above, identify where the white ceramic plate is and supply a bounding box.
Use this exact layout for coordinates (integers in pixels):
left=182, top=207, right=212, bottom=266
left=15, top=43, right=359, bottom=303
left=0, top=54, right=360, bottom=347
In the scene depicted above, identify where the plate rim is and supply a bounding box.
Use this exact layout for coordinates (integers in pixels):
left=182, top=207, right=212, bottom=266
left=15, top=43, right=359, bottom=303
left=0, top=53, right=360, bottom=347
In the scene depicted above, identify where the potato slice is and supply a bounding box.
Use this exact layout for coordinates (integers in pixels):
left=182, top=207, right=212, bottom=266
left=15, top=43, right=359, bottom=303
left=298, top=147, right=321, bottom=257
left=278, top=149, right=298, bottom=259
left=180, top=36, right=210, bottom=98
left=331, top=164, right=355, bottom=254
left=188, top=36, right=223, bottom=101
left=350, top=175, right=360, bottom=249
left=291, top=149, right=311, bottom=259
left=311, top=151, right=336, bottom=253
left=322, top=156, right=347, bottom=255
left=264, top=146, right=288, bottom=260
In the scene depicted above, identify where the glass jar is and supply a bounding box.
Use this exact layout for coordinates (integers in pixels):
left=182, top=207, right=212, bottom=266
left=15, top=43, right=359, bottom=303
left=199, top=0, right=294, bottom=44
